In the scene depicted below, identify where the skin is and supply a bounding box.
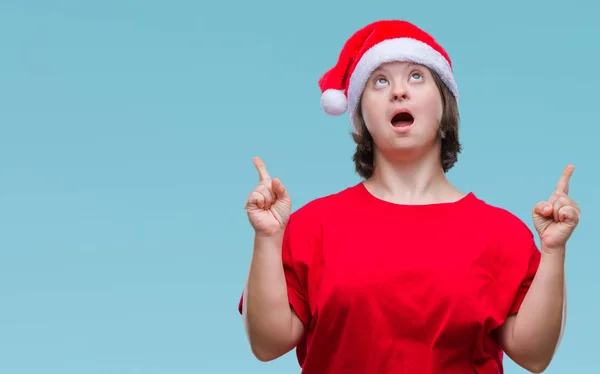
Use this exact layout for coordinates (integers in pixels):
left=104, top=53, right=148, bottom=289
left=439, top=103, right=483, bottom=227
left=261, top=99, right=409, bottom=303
left=359, top=61, right=464, bottom=205
left=497, top=164, right=579, bottom=373
left=242, top=61, right=580, bottom=371
left=242, top=157, right=303, bottom=361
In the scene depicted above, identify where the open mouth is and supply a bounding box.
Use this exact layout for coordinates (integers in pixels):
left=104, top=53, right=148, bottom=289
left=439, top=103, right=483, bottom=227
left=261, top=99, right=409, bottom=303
left=391, top=111, right=414, bottom=127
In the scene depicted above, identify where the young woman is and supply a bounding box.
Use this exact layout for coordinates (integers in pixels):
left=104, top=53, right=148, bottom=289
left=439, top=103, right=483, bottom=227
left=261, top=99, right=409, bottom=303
left=238, top=20, right=580, bottom=373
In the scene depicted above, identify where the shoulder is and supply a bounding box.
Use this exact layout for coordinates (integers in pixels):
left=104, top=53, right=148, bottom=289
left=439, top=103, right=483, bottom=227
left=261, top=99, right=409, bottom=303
left=467, top=194, right=538, bottom=266
left=468, top=194, right=535, bottom=240
left=282, top=184, right=361, bottom=263
left=465, top=195, right=541, bottom=285
left=288, top=183, right=362, bottom=225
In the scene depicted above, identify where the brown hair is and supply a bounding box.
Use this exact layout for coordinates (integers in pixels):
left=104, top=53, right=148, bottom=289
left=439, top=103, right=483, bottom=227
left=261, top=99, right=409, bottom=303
left=351, top=69, right=461, bottom=179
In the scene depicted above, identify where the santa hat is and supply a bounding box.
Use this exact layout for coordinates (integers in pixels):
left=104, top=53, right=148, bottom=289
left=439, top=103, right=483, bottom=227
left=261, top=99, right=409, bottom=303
left=318, top=20, right=459, bottom=129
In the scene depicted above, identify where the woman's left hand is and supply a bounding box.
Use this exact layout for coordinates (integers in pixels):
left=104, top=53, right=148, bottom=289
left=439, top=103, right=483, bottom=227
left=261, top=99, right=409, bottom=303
left=532, top=164, right=581, bottom=254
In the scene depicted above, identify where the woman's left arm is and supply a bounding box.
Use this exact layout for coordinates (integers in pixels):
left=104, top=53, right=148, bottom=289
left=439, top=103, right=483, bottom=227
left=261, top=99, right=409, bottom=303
left=498, top=249, right=566, bottom=373
left=498, top=164, right=580, bottom=373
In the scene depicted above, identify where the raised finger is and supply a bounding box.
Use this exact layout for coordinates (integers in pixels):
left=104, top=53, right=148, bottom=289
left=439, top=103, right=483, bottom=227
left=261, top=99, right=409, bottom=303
left=253, top=156, right=271, bottom=182
left=556, top=164, right=574, bottom=194
left=548, top=189, right=563, bottom=205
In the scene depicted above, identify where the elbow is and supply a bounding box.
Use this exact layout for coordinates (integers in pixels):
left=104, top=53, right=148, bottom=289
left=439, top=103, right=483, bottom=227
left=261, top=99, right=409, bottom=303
left=506, top=346, right=554, bottom=373
left=242, top=310, right=300, bottom=363
left=522, top=363, right=548, bottom=374
left=246, top=329, right=291, bottom=363
left=526, top=360, right=551, bottom=374
left=250, top=342, right=286, bottom=362
left=251, top=347, right=276, bottom=362
left=515, top=356, right=552, bottom=373
left=245, top=326, right=291, bottom=362
left=501, top=328, right=557, bottom=373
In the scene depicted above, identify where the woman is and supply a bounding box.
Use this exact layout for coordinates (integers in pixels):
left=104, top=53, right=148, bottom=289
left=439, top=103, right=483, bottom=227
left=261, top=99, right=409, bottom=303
left=238, top=20, right=579, bottom=373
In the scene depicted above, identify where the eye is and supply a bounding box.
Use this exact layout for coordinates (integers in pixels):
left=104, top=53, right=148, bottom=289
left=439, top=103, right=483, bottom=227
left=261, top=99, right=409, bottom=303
left=410, top=71, right=423, bottom=81
left=374, top=76, right=389, bottom=87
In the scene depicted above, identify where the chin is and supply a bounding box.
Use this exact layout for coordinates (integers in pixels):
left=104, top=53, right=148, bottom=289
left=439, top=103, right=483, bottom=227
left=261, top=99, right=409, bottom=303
left=377, top=133, right=438, bottom=157
left=378, top=137, right=421, bottom=154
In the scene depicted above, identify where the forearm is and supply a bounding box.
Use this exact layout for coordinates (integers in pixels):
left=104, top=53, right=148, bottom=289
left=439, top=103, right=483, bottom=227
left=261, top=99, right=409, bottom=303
left=510, top=247, right=566, bottom=371
left=243, top=233, right=296, bottom=359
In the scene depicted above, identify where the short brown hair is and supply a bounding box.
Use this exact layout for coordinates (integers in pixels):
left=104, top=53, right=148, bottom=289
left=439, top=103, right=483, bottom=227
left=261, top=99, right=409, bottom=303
left=351, top=69, right=461, bottom=179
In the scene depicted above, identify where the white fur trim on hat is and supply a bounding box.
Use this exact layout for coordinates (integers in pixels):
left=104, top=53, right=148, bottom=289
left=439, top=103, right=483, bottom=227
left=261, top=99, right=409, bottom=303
left=347, top=37, right=459, bottom=129
left=320, top=89, right=348, bottom=116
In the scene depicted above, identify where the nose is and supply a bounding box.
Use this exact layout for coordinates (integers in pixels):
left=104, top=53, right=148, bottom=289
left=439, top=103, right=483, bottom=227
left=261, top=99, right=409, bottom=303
left=390, top=82, right=409, bottom=102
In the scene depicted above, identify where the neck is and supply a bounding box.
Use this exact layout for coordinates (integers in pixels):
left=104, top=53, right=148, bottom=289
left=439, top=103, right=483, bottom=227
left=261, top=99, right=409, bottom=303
left=364, top=145, right=463, bottom=205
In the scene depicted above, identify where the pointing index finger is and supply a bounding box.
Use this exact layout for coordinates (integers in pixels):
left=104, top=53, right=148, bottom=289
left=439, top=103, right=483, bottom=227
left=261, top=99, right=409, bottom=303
left=556, top=164, right=575, bottom=194
left=253, top=156, right=271, bottom=182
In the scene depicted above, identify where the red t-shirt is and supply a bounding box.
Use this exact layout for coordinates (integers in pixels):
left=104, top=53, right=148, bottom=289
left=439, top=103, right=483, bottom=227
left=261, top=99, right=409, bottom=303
left=238, top=183, right=540, bottom=373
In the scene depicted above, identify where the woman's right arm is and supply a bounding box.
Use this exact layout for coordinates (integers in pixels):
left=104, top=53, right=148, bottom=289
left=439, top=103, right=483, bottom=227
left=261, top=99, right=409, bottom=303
left=242, top=233, right=305, bottom=362
left=242, top=157, right=305, bottom=362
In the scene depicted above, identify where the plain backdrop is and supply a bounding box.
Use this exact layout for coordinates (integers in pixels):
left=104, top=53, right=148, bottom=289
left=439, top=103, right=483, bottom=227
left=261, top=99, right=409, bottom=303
left=1, top=0, right=598, bottom=373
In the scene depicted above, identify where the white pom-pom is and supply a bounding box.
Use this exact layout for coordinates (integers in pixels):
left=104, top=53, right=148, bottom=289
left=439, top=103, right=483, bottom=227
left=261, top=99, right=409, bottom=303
left=320, top=89, right=347, bottom=116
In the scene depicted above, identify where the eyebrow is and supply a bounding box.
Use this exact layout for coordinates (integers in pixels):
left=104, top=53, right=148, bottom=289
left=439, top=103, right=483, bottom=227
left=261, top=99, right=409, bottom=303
left=372, top=66, right=391, bottom=75
left=373, top=62, right=419, bottom=75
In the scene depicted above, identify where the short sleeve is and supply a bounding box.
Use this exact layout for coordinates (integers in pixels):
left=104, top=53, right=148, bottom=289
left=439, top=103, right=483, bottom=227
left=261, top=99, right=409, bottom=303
left=507, top=237, right=541, bottom=315
left=237, top=209, right=315, bottom=327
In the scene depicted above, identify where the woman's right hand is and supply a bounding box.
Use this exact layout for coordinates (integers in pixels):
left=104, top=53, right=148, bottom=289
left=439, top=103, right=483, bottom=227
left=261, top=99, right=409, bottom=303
left=245, top=157, right=292, bottom=237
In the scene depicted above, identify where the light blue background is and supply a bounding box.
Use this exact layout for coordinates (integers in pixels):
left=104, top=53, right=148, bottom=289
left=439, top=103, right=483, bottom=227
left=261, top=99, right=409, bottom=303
left=1, top=1, right=598, bottom=373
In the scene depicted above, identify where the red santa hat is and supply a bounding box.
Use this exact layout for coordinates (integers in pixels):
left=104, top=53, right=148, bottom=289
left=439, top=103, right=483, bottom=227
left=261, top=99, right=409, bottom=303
left=318, top=20, right=459, bottom=129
